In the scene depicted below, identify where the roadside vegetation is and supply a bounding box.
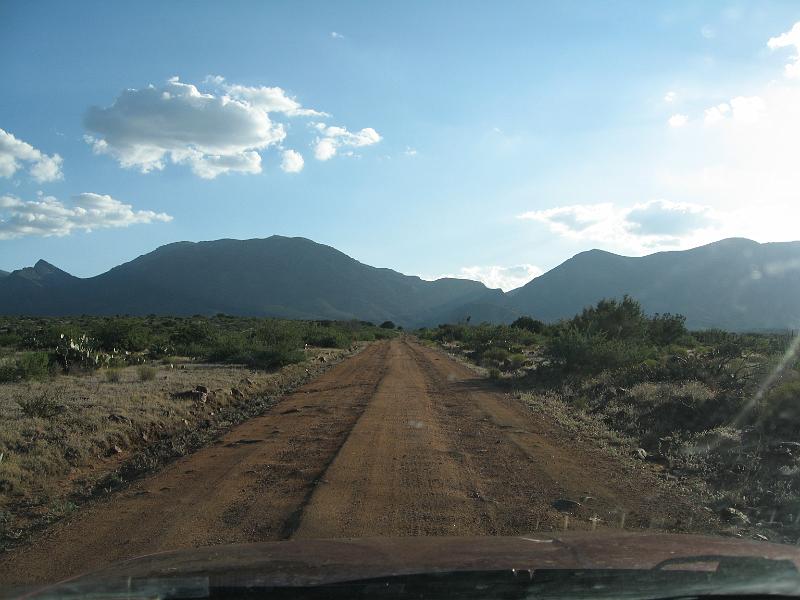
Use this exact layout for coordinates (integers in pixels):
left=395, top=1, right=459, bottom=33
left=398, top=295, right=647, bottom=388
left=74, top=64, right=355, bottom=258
left=0, top=315, right=396, bottom=548
left=419, top=296, right=800, bottom=541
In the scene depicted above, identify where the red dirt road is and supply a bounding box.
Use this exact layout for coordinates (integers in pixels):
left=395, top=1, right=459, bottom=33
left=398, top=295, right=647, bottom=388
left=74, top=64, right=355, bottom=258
left=0, top=338, right=713, bottom=585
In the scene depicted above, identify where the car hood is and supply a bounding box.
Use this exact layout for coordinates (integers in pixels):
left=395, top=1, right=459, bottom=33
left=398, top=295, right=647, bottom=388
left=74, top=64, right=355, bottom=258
left=25, top=532, right=800, bottom=595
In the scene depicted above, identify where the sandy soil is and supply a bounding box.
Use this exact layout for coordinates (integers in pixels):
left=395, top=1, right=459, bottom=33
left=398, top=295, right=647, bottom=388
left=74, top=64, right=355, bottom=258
left=0, top=338, right=717, bottom=585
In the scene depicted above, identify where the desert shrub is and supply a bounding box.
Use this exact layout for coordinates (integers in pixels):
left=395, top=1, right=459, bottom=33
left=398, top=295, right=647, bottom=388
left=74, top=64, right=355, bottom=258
left=303, top=326, right=351, bottom=348
left=507, top=353, right=526, bottom=371
left=547, top=327, right=648, bottom=374
left=482, top=347, right=509, bottom=366
left=0, top=352, right=51, bottom=383
left=169, top=321, right=218, bottom=351
left=511, top=316, right=545, bottom=334
left=17, top=390, right=62, bottom=419
left=572, top=295, right=647, bottom=341
left=104, top=368, right=122, bottom=383
left=757, top=379, right=800, bottom=438
left=488, top=367, right=501, bottom=380
left=136, top=365, right=157, bottom=382
left=93, top=319, right=152, bottom=352
left=379, top=321, right=396, bottom=329
left=648, top=313, right=688, bottom=346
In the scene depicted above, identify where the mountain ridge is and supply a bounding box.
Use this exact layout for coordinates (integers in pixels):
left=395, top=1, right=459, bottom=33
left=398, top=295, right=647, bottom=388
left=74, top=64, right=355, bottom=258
left=1, top=236, right=798, bottom=330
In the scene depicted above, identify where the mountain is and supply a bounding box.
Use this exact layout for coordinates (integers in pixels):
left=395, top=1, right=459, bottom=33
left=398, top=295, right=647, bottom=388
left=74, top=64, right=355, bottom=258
left=1, top=236, right=798, bottom=330
left=0, top=237, right=514, bottom=327
left=506, top=238, right=800, bottom=331
left=0, top=270, right=8, bottom=278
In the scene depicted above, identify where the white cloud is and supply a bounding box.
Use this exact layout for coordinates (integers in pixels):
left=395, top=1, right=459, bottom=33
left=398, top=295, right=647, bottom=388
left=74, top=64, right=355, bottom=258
left=664, top=91, right=677, bottom=103
left=0, top=192, right=172, bottom=239
left=330, top=31, right=344, bottom=39
left=423, top=264, right=543, bottom=292
left=211, top=77, right=328, bottom=117
left=84, top=76, right=378, bottom=178
left=668, top=114, right=688, bottom=127
left=280, top=149, right=304, bottom=173
left=768, top=21, right=800, bottom=78
left=518, top=200, right=718, bottom=254
left=311, top=123, right=381, bottom=161
left=648, top=24, right=800, bottom=246
left=404, top=147, right=418, bottom=156
left=704, top=102, right=731, bottom=125
left=0, top=128, right=63, bottom=182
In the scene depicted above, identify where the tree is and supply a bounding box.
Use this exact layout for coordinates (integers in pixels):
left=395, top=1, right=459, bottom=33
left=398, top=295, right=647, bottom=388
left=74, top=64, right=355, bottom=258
left=379, top=321, right=396, bottom=329
left=511, top=316, right=545, bottom=333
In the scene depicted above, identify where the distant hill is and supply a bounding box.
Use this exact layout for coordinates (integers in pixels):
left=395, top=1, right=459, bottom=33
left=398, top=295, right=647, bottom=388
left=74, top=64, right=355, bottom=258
left=0, top=270, right=7, bottom=278
left=0, top=236, right=514, bottom=327
left=1, top=236, right=798, bottom=330
left=506, top=238, right=800, bottom=331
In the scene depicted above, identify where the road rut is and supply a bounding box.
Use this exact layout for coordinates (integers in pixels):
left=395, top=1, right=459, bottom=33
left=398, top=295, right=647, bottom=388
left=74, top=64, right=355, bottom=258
left=0, top=338, right=713, bottom=585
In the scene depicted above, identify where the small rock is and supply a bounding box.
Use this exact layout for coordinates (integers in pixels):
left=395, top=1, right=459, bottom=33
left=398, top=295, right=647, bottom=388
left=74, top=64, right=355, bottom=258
left=721, top=507, right=750, bottom=526
left=318, top=356, right=327, bottom=363
left=111, top=444, right=123, bottom=455
left=633, top=448, right=648, bottom=460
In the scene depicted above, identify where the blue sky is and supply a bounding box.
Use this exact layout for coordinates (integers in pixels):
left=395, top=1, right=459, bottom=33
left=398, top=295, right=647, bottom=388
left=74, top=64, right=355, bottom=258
left=2, top=1, right=800, bottom=290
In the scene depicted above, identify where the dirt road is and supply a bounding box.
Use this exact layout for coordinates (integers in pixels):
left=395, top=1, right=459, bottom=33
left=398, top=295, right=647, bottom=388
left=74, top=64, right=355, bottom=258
left=0, top=338, right=714, bottom=584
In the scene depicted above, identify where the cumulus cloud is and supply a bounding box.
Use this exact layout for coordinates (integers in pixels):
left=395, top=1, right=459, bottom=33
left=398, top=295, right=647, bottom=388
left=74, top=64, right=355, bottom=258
left=768, top=21, right=800, bottom=78
left=664, top=91, right=677, bottom=103
left=0, top=128, right=63, bottom=182
left=0, top=193, right=172, bottom=239
left=330, top=31, right=344, bottom=39
left=311, top=123, right=382, bottom=160
left=518, top=200, right=718, bottom=253
left=210, top=77, right=328, bottom=117
left=423, top=264, right=543, bottom=292
left=280, top=149, right=304, bottom=173
left=704, top=96, right=766, bottom=126
left=668, top=114, right=688, bottom=127
left=84, top=76, right=379, bottom=178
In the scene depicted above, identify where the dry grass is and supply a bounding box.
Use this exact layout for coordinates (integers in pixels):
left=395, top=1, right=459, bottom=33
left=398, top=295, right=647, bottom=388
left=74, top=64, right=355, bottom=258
left=0, top=347, right=350, bottom=547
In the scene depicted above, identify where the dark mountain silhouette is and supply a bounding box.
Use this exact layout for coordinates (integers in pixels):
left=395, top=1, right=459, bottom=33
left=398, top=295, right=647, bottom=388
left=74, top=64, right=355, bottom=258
left=506, top=238, right=800, bottom=330
left=1, top=236, right=798, bottom=330
left=0, top=236, right=512, bottom=327
left=0, top=270, right=8, bottom=278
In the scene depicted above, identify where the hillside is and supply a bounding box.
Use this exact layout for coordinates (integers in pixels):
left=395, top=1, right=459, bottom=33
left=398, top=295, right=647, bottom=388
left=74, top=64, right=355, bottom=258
left=1, top=236, right=799, bottom=330
left=0, top=236, right=513, bottom=327
left=507, top=238, right=800, bottom=330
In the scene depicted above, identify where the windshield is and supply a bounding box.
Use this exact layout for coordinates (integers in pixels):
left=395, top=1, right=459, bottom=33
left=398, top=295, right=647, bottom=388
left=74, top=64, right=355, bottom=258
left=2, top=2, right=800, bottom=599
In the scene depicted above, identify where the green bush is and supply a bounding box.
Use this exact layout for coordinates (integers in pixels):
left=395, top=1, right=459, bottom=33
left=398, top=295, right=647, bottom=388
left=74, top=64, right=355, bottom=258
left=0, top=352, right=51, bottom=382
left=93, top=319, right=152, bottom=352
left=380, top=321, right=396, bottom=329
left=547, top=327, right=649, bottom=374
left=511, top=316, right=545, bottom=334
left=648, top=313, right=688, bottom=346
left=105, top=368, right=122, bottom=383
left=17, top=390, right=62, bottom=419
left=482, top=347, right=510, bottom=366
left=136, top=365, right=157, bottom=382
